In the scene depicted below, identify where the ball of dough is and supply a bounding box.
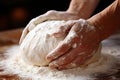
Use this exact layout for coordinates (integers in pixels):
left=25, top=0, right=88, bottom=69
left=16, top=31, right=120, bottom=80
left=20, top=20, right=101, bottom=66
left=20, top=21, right=66, bottom=66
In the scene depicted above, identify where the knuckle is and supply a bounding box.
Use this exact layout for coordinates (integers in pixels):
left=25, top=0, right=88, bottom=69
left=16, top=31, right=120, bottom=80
left=49, top=10, right=56, bottom=13
left=29, top=18, right=35, bottom=23
left=46, top=10, right=56, bottom=15
left=70, top=63, right=77, bottom=68
left=59, top=57, right=66, bottom=62
left=47, top=10, right=53, bottom=13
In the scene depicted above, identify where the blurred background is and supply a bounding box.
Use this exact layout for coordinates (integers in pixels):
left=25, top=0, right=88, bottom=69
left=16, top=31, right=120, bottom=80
left=0, top=0, right=113, bottom=31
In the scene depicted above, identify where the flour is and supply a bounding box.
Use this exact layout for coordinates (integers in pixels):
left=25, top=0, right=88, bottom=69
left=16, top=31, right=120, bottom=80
left=0, top=45, right=119, bottom=80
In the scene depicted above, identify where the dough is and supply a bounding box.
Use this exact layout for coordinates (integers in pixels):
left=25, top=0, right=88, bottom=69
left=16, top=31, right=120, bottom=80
left=20, top=21, right=66, bottom=66
left=20, top=20, right=101, bottom=66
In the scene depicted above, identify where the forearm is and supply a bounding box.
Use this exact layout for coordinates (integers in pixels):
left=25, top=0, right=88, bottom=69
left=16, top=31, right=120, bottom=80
left=87, top=0, right=120, bottom=41
left=67, top=0, right=100, bottom=19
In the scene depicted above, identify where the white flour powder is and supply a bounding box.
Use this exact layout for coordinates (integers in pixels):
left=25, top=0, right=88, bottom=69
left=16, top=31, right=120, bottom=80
left=0, top=45, right=119, bottom=80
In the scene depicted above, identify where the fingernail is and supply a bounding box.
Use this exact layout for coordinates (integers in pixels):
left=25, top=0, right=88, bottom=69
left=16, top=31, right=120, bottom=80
left=46, top=55, right=52, bottom=62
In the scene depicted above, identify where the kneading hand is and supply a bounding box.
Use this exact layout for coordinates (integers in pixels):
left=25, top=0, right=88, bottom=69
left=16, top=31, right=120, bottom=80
left=19, top=10, right=79, bottom=44
left=46, top=19, right=101, bottom=70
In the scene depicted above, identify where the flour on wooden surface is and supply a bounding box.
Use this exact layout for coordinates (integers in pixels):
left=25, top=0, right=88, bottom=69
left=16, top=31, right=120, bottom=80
left=0, top=45, right=119, bottom=80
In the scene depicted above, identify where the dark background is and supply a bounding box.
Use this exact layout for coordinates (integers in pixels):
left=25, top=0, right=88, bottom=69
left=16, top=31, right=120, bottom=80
left=0, top=0, right=114, bottom=31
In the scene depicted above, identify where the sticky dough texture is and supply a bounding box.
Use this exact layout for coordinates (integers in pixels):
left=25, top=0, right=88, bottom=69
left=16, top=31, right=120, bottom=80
left=20, top=20, right=101, bottom=66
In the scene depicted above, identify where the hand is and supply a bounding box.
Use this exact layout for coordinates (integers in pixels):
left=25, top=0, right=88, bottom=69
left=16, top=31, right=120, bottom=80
left=46, top=19, right=101, bottom=70
left=19, top=10, right=79, bottom=44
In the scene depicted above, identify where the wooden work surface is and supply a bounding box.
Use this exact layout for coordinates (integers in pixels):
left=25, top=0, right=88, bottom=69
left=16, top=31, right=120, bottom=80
left=0, top=29, right=120, bottom=80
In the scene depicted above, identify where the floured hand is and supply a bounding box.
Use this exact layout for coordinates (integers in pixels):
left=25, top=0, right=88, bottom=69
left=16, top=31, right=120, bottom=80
left=19, top=10, right=79, bottom=44
left=46, top=19, right=101, bottom=70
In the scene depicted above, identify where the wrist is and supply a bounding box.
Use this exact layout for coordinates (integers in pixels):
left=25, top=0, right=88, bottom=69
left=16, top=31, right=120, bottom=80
left=66, top=10, right=86, bottom=19
left=87, top=18, right=103, bottom=42
left=67, top=0, right=100, bottom=19
left=65, top=10, right=81, bottom=20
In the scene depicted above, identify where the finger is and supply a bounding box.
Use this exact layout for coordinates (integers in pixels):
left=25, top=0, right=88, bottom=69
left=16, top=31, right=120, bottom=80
left=48, top=44, right=85, bottom=69
left=34, top=14, right=49, bottom=24
left=19, top=18, right=37, bottom=44
left=34, top=10, right=59, bottom=24
left=19, top=21, right=35, bottom=44
left=58, top=55, right=84, bottom=70
left=46, top=22, right=82, bottom=62
left=27, top=19, right=36, bottom=31
left=46, top=42, right=72, bottom=62
left=19, top=27, right=29, bottom=44
left=58, top=51, right=93, bottom=70
left=49, top=43, right=95, bottom=70
left=52, top=21, right=75, bottom=38
left=58, top=46, right=98, bottom=70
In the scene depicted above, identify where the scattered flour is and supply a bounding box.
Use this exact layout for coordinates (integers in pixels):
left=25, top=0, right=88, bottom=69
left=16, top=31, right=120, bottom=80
left=0, top=45, right=119, bottom=80
left=0, top=20, right=120, bottom=80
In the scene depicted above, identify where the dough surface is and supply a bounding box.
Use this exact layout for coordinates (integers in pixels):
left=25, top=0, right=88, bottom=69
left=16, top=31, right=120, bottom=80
left=20, top=21, right=66, bottom=66
left=20, top=20, right=101, bottom=66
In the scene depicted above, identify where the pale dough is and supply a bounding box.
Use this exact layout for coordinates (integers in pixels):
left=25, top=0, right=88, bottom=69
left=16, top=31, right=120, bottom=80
left=20, top=20, right=101, bottom=66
